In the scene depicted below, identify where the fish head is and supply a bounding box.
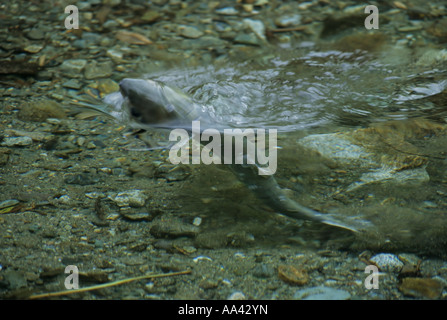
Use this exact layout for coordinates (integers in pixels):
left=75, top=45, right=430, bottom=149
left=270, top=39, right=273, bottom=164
left=101, top=78, right=204, bottom=131
left=118, top=78, right=180, bottom=126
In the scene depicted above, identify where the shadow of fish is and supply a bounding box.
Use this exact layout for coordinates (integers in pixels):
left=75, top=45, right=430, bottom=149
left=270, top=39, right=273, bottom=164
left=74, top=78, right=372, bottom=233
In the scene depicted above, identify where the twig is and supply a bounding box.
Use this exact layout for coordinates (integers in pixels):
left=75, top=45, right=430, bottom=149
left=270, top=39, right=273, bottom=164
left=29, top=270, right=191, bottom=300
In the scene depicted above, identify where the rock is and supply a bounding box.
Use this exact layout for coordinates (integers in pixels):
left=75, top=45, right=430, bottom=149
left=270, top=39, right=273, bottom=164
left=106, top=49, right=124, bottom=61
left=253, top=264, right=275, bottom=279
left=59, top=59, right=88, bottom=77
left=296, top=119, right=440, bottom=191
left=294, top=286, right=351, bottom=300
left=178, top=25, right=204, bottom=39
left=199, top=278, right=218, bottom=290
left=192, top=217, right=202, bottom=226
left=120, top=211, right=152, bottom=221
left=345, top=167, right=429, bottom=192
left=141, top=10, right=161, bottom=23
left=0, top=148, right=11, bottom=166
left=427, top=17, right=447, bottom=39
left=97, top=79, right=119, bottom=95
left=216, top=7, right=239, bottom=15
left=234, top=33, right=261, bottom=46
left=27, top=28, right=45, bottom=40
left=277, top=265, right=309, bottom=285
left=370, top=253, right=403, bottom=273
left=1, top=136, right=33, bottom=147
left=298, top=133, right=375, bottom=166
left=109, top=190, right=148, bottom=207
left=243, top=19, right=266, bottom=41
left=84, top=61, right=114, bottom=80
left=54, top=148, right=83, bottom=159
left=5, top=129, right=51, bottom=142
left=0, top=199, right=20, bottom=210
left=150, top=216, right=199, bottom=238
left=24, top=44, right=44, bottom=53
left=18, top=100, right=66, bottom=122
left=62, top=79, right=83, bottom=89
left=274, top=14, right=302, bottom=28
left=227, top=291, right=246, bottom=300
left=399, top=278, right=443, bottom=299
left=334, top=33, right=386, bottom=52
left=55, top=195, right=71, bottom=204
left=82, top=32, right=102, bottom=45
left=416, top=49, right=447, bottom=66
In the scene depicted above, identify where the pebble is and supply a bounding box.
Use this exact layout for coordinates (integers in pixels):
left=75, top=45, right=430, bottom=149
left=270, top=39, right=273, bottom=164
left=243, top=19, right=266, bottom=42
left=178, top=25, right=204, bottom=39
left=416, top=49, right=447, bottom=66
left=0, top=199, right=20, bottom=210
left=2, top=136, right=33, bottom=147
left=428, top=17, right=447, bottom=38
left=370, top=253, right=404, bottom=272
left=252, top=264, right=275, bottom=279
left=86, top=141, right=97, bottom=149
left=62, top=79, right=83, bottom=89
left=192, top=216, right=202, bottom=226
left=216, top=7, right=239, bottom=15
left=54, top=148, right=83, bottom=159
left=82, top=32, right=102, bottom=45
left=277, top=265, right=309, bottom=285
left=294, top=286, right=351, bottom=300
left=27, top=28, right=45, bottom=40
left=109, top=190, right=148, bottom=207
left=234, top=33, right=261, bottom=46
left=298, top=2, right=314, bottom=10
left=399, top=278, right=443, bottom=299
left=0, top=149, right=10, bottom=166
left=85, top=192, right=106, bottom=199
left=64, top=173, right=99, bottom=185
left=24, top=44, right=44, bottom=53
left=227, top=291, right=246, bottom=300
left=193, top=255, right=213, bottom=263
left=84, top=61, right=114, bottom=80
left=59, top=59, right=88, bottom=77
left=120, top=212, right=152, bottom=221
left=150, top=220, right=199, bottom=238
left=55, top=195, right=71, bottom=204
left=274, top=14, right=302, bottom=28
left=18, top=100, right=66, bottom=122
left=97, top=79, right=120, bottom=95
left=141, top=10, right=161, bottom=23
left=5, top=129, right=49, bottom=142
left=106, top=48, right=124, bottom=61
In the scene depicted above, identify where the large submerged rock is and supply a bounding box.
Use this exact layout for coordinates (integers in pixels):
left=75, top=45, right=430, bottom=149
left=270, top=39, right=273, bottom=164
left=297, top=118, right=445, bottom=192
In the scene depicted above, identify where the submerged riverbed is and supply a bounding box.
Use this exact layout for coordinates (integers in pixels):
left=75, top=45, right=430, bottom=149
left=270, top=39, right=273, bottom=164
left=1, top=0, right=447, bottom=300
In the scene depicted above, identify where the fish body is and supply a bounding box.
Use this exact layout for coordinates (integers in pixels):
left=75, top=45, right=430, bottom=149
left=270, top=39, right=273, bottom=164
left=79, top=78, right=370, bottom=233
